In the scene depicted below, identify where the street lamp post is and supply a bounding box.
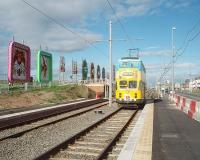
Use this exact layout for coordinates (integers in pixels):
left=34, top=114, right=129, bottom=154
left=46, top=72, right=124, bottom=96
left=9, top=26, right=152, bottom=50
left=172, top=27, right=176, bottom=94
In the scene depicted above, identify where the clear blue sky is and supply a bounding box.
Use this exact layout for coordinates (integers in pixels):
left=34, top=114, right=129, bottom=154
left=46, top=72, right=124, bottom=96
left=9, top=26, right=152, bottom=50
left=0, top=0, right=200, bottom=86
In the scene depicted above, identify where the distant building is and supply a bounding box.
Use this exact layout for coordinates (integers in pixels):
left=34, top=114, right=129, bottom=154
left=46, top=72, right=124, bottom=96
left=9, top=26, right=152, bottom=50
left=181, top=79, right=190, bottom=90
left=189, top=79, right=200, bottom=90
left=195, top=76, right=200, bottom=80
left=175, top=83, right=181, bottom=90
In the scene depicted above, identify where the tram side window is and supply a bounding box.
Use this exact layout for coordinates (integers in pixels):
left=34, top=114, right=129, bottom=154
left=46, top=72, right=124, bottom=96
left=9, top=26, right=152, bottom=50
left=139, top=81, right=145, bottom=90
left=122, top=62, right=128, bottom=68
left=129, top=81, right=137, bottom=88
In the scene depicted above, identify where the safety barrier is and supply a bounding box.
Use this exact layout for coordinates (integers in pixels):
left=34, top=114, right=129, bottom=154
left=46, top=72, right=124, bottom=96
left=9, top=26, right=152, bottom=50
left=169, top=94, right=200, bottom=123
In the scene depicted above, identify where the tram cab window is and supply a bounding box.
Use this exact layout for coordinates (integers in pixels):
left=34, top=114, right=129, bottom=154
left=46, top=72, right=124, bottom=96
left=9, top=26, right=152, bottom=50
left=120, top=80, right=127, bottom=85
left=119, top=80, right=127, bottom=89
left=129, top=81, right=137, bottom=88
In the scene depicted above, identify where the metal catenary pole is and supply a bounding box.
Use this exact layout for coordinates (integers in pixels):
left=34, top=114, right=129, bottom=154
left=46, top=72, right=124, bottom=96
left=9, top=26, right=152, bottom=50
left=172, top=27, right=176, bottom=94
left=109, top=20, right=112, bottom=107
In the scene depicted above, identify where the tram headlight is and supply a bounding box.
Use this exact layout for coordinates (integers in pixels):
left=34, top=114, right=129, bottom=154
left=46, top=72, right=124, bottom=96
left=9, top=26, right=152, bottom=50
left=135, top=93, right=137, bottom=98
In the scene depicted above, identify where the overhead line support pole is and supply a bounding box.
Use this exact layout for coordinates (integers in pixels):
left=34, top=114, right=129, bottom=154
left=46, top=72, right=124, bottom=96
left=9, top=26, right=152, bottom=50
left=109, top=20, right=112, bottom=107
left=172, top=27, right=176, bottom=94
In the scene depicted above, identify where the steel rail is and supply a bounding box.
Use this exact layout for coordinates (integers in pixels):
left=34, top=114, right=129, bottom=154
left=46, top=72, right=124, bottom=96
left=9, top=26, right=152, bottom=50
left=97, top=110, right=138, bottom=160
left=0, top=101, right=108, bottom=142
left=34, top=107, right=122, bottom=160
left=0, top=99, right=107, bottom=131
left=34, top=108, right=138, bottom=160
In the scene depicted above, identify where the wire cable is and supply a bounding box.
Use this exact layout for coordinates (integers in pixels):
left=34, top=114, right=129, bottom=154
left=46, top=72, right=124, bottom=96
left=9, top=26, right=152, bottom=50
left=21, top=0, right=108, bottom=57
left=159, top=18, right=200, bottom=82
left=106, top=0, right=135, bottom=48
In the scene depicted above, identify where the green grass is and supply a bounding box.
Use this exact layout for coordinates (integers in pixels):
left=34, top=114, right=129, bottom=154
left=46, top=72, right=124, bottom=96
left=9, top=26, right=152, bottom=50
left=0, top=83, right=84, bottom=97
left=32, top=84, right=74, bottom=92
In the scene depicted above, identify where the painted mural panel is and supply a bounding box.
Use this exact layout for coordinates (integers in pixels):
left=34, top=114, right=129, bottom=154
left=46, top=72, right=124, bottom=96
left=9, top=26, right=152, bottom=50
left=37, top=50, right=52, bottom=82
left=8, top=41, right=31, bottom=82
left=60, top=56, right=65, bottom=72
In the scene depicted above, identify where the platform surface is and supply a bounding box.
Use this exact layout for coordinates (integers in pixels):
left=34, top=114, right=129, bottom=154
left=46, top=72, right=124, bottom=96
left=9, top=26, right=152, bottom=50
left=118, top=98, right=200, bottom=160
left=152, top=99, right=200, bottom=160
left=117, top=103, right=154, bottom=160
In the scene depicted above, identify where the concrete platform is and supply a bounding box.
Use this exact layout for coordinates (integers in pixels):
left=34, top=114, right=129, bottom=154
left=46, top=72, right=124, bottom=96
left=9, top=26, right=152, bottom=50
left=117, top=103, right=154, bottom=160
left=152, top=99, right=200, bottom=160
left=118, top=98, right=200, bottom=160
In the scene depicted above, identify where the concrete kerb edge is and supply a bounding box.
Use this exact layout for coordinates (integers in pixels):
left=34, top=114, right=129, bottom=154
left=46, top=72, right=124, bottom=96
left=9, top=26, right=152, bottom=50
left=117, top=103, right=154, bottom=160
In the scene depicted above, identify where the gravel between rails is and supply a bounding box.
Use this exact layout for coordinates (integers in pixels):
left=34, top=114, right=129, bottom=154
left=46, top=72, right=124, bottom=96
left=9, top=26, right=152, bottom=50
left=0, top=102, right=108, bottom=141
left=106, top=110, right=141, bottom=160
left=51, top=110, right=135, bottom=160
left=0, top=104, right=119, bottom=160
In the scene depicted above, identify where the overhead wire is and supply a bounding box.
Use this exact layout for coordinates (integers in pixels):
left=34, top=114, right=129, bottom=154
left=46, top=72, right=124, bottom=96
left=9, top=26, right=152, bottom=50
left=177, top=17, right=200, bottom=52
left=175, top=14, right=200, bottom=58
left=21, top=0, right=108, bottom=57
left=159, top=17, right=200, bottom=82
left=105, top=0, right=135, bottom=48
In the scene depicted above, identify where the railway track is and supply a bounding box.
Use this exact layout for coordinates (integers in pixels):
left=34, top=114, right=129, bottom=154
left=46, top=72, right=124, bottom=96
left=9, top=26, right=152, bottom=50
left=0, top=98, right=106, bottom=131
left=0, top=100, right=108, bottom=142
left=35, top=108, right=139, bottom=160
left=0, top=98, right=86, bottom=116
left=106, top=111, right=141, bottom=159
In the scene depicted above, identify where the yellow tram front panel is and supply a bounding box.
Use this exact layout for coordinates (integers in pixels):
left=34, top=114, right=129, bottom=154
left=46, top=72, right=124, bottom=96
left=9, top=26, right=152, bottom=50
left=115, top=68, right=145, bottom=104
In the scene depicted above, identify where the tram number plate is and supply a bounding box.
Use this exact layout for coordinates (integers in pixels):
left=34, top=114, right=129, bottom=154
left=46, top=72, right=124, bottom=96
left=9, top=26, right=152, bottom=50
left=126, top=96, right=130, bottom=101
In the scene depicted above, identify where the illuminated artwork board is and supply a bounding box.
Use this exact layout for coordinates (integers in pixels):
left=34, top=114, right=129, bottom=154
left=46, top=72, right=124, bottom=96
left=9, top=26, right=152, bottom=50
left=37, top=50, right=52, bottom=82
left=8, top=41, right=31, bottom=82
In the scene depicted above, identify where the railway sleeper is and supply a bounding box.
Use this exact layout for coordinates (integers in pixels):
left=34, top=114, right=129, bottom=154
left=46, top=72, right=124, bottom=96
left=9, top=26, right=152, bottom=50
left=81, top=137, right=111, bottom=142
left=106, top=154, right=119, bottom=160
left=55, top=150, right=99, bottom=159
left=68, top=145, right=103, bottom=151
left=66, top=147, right=101, bottom=154
left=109, top=148, right=123, bottom=155
left=74, top=141, right=106, bottom=147
left=86, top=134, right=113, bottom=138
left=89, top=130, right=114, bottom=135
left=97, top=126, right=122, bottom=130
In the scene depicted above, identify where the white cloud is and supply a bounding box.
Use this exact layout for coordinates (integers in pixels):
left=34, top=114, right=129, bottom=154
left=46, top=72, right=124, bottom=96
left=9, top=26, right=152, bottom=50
left=145, top=46, right=160, bottom=50
left=146, top=63, right=163, bottom=70
left=145, top=61, right=199, bottom=85
left=146, top=62, right=198, bottom=71
left=0, top=0, right=104, bottom=53
left=175, top=62, right=197, bottom=69
left=140, top=49, right=171, bottom=57
left=0, top=0, right=193, bottom=54
left=165, top=0, right=191, bottom=9
left=107, top=0, right=193, bottom=18
left=0, top=0, right=194, bottom=77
